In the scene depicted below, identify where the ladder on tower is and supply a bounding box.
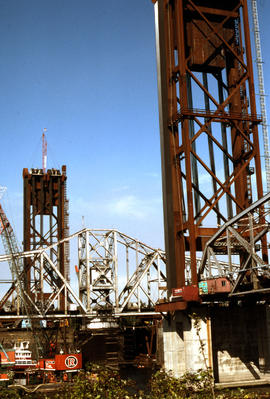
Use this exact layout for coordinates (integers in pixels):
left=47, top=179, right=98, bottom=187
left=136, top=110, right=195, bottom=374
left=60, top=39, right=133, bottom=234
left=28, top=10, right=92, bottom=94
left=251, top=0, right=270, bottom=201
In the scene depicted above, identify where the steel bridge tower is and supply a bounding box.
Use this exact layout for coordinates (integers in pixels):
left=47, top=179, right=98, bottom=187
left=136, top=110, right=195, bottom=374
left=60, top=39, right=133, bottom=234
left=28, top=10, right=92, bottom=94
left=23, top=166, right=70, bottom=312
left=154, top=0, right=268, bottom=293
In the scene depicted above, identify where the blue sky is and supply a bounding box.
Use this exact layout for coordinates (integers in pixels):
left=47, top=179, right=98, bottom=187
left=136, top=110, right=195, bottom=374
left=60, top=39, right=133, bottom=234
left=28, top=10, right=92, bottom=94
left=0, top=0, right=270, bottom=257
left=0, top=0, right=163, bottom=253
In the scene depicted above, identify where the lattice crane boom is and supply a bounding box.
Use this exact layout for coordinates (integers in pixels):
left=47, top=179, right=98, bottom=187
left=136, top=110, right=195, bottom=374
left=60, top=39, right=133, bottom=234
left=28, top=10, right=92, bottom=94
left=0, top=201, right=23, bottom=281
left=42, top=128, right=47, bottom=173
left=0, top=195, right=41, bottom=358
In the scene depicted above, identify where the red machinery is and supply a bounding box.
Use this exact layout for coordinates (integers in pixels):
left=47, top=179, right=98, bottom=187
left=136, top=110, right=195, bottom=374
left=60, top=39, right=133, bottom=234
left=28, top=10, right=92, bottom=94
left=0, top=342, right=82, bottom=384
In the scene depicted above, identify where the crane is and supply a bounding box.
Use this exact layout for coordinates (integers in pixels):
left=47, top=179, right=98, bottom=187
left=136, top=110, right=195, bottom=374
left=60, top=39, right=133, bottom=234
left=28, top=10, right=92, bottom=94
left=42, top=128, right=47, bottom=173
left=0, top=187, right=41, bottom=358
left=0, top=187, right=23, bottom=295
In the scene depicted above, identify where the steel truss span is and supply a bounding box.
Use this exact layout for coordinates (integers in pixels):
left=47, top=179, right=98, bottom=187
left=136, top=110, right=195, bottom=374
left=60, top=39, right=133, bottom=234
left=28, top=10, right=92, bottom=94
left=0, top=229, right=167, bottom=318
left=199, top=192, right=270, bottom=297
left=154, top=0, right=269, bottom=293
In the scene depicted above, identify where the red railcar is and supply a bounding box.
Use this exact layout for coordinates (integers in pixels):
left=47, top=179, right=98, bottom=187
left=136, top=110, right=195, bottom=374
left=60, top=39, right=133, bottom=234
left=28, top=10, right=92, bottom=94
left=199, top=278, right=231, bottom=295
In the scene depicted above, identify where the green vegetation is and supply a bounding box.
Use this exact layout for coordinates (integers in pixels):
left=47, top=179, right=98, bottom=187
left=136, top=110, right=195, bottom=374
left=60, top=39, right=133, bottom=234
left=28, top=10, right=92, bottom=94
left=1, top=366, right=270, bottom=398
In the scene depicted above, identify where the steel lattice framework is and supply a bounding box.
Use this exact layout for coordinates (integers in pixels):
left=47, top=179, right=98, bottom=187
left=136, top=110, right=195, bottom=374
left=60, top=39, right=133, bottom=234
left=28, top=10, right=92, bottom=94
left=154, top=0, right=269, bottom=292
left=23, top=166, right=70, bottom=312
left=199, top=192, right=270, bottom=296
left=0, top=229, right=167, bottom=318
left=1, top=224, right=258, bottom=319
left=77, top=229, right=167, bottom=313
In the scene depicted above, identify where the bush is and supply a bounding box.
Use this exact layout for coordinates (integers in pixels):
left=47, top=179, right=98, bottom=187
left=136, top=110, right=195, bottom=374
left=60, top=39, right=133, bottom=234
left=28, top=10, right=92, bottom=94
left=0, top=388, right=21, bottom=399
left=55, top=364, right=132, bottom=399
left=1, top=367, right=270, bottom=399
left=147, top=368, right=214, bottom=399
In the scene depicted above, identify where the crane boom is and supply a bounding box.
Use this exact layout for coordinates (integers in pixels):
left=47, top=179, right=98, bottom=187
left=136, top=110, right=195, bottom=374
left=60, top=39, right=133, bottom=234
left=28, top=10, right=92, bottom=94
left=42, top=128, right=47, bottom=173
left=0, top=203, right=23, bottom=285
left=0, top=200, right=41, bottom=358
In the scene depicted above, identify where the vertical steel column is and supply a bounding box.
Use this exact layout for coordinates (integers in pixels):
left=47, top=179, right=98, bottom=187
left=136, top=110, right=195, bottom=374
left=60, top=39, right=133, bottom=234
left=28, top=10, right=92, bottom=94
left=86, top=230, right=90, bottom=311
left=154, top=0, right=186, bottom=291
left=23, top=170, right=31, bottom=292
left=113, top=231, right=119, bottom=311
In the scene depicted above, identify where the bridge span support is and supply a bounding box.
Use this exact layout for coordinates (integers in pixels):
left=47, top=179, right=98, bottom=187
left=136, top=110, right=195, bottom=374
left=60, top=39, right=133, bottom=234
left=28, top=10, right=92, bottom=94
left=157, top=305, right=270, bottom=383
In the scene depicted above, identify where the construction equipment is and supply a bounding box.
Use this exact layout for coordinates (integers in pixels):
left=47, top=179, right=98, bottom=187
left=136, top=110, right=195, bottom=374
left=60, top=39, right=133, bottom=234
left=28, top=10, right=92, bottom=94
left=0, top=187, right=23, bottom=312
left=42, top=128, right=47, bottom=173
left=0, top=188, right=45, bottom=364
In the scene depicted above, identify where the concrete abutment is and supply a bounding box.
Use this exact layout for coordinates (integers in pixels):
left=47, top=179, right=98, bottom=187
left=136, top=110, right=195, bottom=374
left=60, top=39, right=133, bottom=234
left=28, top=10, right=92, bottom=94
left=157, top=304, right=270, bottom=383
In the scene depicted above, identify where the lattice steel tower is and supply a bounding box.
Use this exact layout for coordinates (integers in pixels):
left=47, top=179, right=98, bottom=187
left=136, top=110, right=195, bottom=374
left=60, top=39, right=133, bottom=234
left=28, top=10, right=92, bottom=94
left=154, top=0, right=268, bottom=291
left=23, top=166, right=70, bottom=312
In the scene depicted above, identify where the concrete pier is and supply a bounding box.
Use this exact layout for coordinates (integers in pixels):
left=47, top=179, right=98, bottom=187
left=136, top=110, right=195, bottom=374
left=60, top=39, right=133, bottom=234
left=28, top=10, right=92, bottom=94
left=157, top=304, right=270, bottom=383
left=157, top=307, right=211, bottom=378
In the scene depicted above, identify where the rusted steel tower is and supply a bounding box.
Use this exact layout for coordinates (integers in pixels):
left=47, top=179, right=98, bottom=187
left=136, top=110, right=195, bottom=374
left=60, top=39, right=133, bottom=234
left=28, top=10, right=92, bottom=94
left=154, top=0, right=268, bottom=292
left=23, top=166, right=70, bottom=312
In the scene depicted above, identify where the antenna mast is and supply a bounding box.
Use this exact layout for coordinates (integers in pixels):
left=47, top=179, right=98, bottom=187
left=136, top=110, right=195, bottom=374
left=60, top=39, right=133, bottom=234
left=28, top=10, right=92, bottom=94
left=251, top=0, right=270, bottom=197
left=42, top=128, right=47, bottom=173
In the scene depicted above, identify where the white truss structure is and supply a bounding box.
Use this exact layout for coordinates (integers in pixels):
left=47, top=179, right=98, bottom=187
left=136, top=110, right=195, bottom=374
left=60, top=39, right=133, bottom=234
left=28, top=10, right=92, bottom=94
left=199, top=193, right=270, bottom=295
left=3, top=211, right=266, bottom=320
left=0, top=228, right=167, bottom=317
left=77, top=229, right=167, bottom=314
